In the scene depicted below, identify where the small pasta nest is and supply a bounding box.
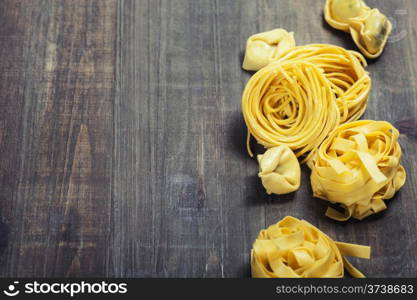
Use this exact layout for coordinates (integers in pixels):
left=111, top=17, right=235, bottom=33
left=308, top=120, right=406, bottom=221
left=242, top=60, right=340, bottom=162
left=251, top=216, right=371, bottom=278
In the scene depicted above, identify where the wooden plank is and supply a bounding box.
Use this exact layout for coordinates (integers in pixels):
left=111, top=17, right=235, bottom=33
left=110, top=0, right=157, bottom=277
left=0, top=0, right=116, bottom=277
left=112, top=0, right=266, bottom=277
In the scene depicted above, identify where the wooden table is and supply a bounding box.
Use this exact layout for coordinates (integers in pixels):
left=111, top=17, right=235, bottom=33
left=0, top=0, right=416, bottom=277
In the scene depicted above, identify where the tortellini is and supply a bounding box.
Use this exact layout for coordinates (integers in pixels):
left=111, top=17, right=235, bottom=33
left=308, top=120, right=406, bottom=221
left=251, top=216, right=371, bottom=278
left=257, top=146, right=301, bottom=195
left=242, top=28, right=296, bottom=71
left=324, top=0, right=392, bottom=58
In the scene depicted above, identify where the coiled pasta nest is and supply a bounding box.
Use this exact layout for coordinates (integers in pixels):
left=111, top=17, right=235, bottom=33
left=308, top=120, right=406, bottom=221
left=278, top=44, right=371, bottom=123
left=251, top=216, right=371, bottom=278
left=242, top=60, right=340, bottom=162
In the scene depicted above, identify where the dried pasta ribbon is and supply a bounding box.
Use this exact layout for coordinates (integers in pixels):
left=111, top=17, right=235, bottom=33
left=308, top=120, right=406, bottom=221
left=242, top=28, right=296, bottom=71
left=242, top=60, right=340, bottom=162
left=324, top=0, right=392, bottom=58
left=257, top=145, right=301, bottom=195
left=251, top=216, right=371, bottom=278
left=277, top=44, right=371, bottom=123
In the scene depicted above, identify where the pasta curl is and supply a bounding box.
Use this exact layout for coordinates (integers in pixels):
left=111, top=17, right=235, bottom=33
left=324, top=0, right=392, bottom=58
left=308, top=120, right=406, bottom=221
left=242, top=60, right=340, bottom=162
left=251, top=216, right=371, bottom=278
left=278, top=44, right=371, bottom=123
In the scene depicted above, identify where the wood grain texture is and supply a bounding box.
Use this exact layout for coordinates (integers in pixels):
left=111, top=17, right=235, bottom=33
left=0, top=0, right=116, bottom=277
left=0, top=0, right=416, bottom=277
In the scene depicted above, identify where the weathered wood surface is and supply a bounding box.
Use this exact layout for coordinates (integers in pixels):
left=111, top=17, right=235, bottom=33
left=0, top=0, right=416, bottom=277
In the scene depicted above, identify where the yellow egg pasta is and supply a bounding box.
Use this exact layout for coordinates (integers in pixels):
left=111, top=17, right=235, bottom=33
left=242, top=60, right=340, bottom=162
left=242, top=28, right=296, bottom=71
left=308, top=120, right=406, bottom=221
left=324, top=0, right=392, bottom=58
left=251, top=216, right=371, bottom=278
left=277, top=44, right=371, bottom=123
left=257, top=145, right=301, bottom=195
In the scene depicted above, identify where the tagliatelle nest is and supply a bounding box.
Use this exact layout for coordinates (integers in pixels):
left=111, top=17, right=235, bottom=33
left=251, top=216, right=371, bottom=278
left=308, top=120, right=406, bottom=221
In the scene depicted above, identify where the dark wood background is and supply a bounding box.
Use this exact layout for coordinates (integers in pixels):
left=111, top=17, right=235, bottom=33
left=0, top=0, right=415, bottom=277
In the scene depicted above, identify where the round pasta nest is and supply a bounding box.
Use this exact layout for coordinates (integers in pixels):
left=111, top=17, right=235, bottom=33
left=251, top=216, right=370, bottom=278
left=308, top=120, right=406, bottom=221
left=277, top=44, right=371, bottom=123
left=242, top=60, right=340, bottom=162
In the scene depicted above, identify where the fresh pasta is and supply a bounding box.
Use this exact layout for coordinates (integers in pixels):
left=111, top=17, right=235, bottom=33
left=308, top=120, right=406, bottom=221
left=242, top=60, right=340, bottom=162
left=324, top=0, right=392, bottom=59
left=257, top=145, right=301, bottom=195
left=242, top=28, right=296, bottom=71
left=251, top=216, right=371, bottom=278
left=277, top=44, right=371, bottom=123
